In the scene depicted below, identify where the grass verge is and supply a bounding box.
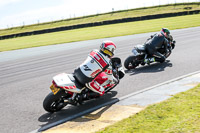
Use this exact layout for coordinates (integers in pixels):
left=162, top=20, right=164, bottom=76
left=0, top=13, right=200, bottom=52
left=97, top=84, right=200, bottom=133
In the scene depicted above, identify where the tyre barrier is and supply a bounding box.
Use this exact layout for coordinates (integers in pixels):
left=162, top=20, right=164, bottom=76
left=0, top=10, right=200, bottom=40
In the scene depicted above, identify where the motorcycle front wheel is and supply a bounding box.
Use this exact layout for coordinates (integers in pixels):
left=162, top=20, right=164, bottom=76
left=165, top=51, right=171, bottom=58
left=43, top=91, right=70, bottom=113
left=124, top=55, right=138, bottom=70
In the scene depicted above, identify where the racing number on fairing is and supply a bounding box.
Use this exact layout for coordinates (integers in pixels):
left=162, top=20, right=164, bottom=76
left=83, top=65, right=92, bottom=71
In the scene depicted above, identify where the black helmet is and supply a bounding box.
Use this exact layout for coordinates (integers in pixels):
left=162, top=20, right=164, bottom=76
left=161, top=28, right=170, bottom=39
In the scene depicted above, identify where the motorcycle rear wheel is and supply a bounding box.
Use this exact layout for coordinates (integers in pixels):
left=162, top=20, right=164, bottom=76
left=43, top=91, right=69, bottom=113
left=124, top=55, right=138, bottom=70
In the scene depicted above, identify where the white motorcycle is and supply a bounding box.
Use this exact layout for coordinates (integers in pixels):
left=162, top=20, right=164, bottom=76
left=43, top=57, right=125, bottom=113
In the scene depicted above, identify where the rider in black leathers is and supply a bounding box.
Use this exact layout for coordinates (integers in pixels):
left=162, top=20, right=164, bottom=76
left=144, top=28, right=171, bottom=64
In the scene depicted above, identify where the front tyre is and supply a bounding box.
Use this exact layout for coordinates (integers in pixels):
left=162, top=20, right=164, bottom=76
left=43, top=91, right=67, bottom=113
left=124, top=55, right=138, bottom=70
left=165, top=51, right=171, bottom=58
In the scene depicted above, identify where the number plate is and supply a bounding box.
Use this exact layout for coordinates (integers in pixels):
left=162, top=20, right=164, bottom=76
left=50, top=84, right=60, bottom=95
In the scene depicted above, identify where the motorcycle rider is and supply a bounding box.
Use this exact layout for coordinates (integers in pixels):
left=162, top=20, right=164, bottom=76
left=144, top=28, right=172, bottom=64
left=73, top=40, right=120, bottom=104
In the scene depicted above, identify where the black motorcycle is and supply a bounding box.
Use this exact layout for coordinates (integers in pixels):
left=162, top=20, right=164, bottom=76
left=124, top=40, right=176, bottom=70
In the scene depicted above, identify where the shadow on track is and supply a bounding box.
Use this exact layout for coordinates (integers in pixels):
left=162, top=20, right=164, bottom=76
left=73, top=104, right=113, bottom=122
left=38, top=91, right=118, bottom=132
left=125, top=60, right=173, bottom=75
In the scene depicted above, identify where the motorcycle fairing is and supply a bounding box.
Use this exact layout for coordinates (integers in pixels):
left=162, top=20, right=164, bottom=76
left=53, top=73, right=82, bottom=93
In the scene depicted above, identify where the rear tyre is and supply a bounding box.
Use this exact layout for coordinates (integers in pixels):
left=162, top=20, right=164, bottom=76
left=124, top=55, right=138, bottom=70
left=43, top=91, right=69, bottom=113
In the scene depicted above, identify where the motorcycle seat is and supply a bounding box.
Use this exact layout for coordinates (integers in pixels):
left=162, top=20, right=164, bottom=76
left=68, top=74, right=85, bottom=89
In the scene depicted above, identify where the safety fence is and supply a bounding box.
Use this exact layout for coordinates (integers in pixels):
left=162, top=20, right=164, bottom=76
left=0, top=10, right=200, bottom=40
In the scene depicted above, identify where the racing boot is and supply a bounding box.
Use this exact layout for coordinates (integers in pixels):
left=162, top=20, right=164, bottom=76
left=144, top=57, right=155, bottom=65
left=144, top=58, right=150, bottom=65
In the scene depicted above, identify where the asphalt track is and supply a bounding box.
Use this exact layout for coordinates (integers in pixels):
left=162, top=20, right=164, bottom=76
left=0, top=27, right=200, bottom=133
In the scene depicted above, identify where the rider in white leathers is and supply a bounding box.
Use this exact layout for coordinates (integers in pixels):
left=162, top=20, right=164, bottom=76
left=74, top=40, right=119, bottom=101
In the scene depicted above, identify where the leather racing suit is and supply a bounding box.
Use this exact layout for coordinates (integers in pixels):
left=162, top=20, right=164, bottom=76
left=74, top=49, right=117, bottom=97
left=144, top=33, right=169, bottom=63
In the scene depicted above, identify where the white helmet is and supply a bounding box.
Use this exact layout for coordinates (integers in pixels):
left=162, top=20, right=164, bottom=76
left=100, top=40, right=116, bottom=57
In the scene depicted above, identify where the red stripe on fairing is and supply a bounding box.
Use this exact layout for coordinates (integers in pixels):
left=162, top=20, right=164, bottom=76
left=61, top=85, right=76, bottom=90
left=90, top=51, right=107, bottom=68
left=60, top=86, right=74, bottom=95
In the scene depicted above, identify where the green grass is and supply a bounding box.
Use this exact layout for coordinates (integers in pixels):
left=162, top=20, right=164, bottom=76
left=0, top=13, right=200, bottom=52
left=97, top=84, right=200, bottom=133
left=0, top=2, right=200, bottom=36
